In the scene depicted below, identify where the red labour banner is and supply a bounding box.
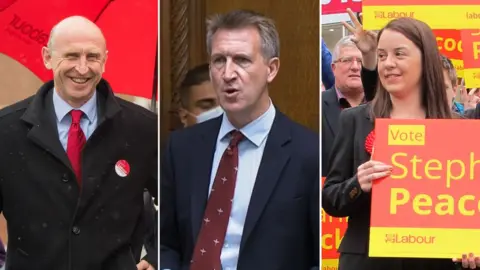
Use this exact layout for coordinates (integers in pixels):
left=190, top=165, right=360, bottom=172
left=322, top=0, right=362, bottom=15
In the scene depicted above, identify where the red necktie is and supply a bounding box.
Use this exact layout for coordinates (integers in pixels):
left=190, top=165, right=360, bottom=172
left=67, top=110, right=86, bottom=185
left=190, top=130, right=244, bottom=270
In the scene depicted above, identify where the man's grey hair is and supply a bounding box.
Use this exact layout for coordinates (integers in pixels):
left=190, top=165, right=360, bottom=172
left=332, top=35, right=357, bottom=61
left=206, top=10, right=280, bottom=60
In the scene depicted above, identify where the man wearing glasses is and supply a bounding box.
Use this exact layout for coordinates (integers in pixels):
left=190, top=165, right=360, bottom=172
left=321, top=35, right=365, bottom=176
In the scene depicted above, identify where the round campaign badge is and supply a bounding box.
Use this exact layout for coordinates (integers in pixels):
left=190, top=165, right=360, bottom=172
left=115, top=160, right=130, bottom=177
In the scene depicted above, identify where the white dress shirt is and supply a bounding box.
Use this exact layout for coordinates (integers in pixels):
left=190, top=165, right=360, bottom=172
left=52, top=89, right=98, bottom=151
left=208, top=101, right=276, bottom=270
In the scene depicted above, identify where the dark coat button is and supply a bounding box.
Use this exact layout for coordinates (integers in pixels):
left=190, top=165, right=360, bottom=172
left=72, top=226, right=80, bottom=235
left=62, top=174, right=69, bottom=183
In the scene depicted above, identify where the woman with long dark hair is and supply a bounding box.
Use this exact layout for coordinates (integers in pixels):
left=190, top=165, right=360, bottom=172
left=322, top=17, right=464, bottom=270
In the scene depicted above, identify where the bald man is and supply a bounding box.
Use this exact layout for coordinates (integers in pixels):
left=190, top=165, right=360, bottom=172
left=0, top=16, right=157, bottom=270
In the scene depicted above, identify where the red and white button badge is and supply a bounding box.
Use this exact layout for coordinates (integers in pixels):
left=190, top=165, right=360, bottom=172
left=115, top=160, right=130, bottom=177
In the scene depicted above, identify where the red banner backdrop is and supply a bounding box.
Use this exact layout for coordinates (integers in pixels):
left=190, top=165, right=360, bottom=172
left=433, top=30, right=464, bottom=77
left=322, top=177, right=348, bottom=269
left=322, top=0, right=362, bottom=15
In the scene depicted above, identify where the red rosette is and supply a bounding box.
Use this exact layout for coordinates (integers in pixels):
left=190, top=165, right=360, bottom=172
left=365, top=130, right=375, bottom=155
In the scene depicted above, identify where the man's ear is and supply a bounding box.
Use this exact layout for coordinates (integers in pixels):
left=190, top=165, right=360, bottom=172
left=331, top=62, right=337, bottom=73
left=178, top=108, right=189, bottom=127
left=42, top=46, right=52, bottom=70
left=102, top=50, right=109, bottom=73
left=266, top=57, right=280, bottom=83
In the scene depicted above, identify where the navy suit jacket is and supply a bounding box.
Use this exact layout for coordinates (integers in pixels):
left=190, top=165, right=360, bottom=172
left=160, top=110, right=319, bottom=270
left=321, top=87, right=342, bottom=177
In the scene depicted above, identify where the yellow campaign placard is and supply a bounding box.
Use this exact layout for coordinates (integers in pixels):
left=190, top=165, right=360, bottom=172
left=322, top=259, right=340, bottom=270
left=387, top=125, right=425, bottom=146
left=362, top=0, right=480, bottom=30
left=370, top=227, right=480, bottom=258
left=463, top=68, right=480, bottom=88
left=370, top=119, right=480, bottom=258
left=461, top=30, right=480, bottom=88
left=451, top=59, right=464, bottom=78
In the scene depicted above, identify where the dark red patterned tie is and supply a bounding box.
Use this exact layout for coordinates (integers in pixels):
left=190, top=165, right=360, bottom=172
left=67, top=110, right=86, bottom=185
left=190, top=130, right=244, bottom=270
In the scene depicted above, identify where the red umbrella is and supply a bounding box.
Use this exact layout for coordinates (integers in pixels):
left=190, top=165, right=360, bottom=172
left=0, top=0, right=110, bottom=82
left=95, top=0, right=158, bottom=99
left=0, top=0, right=157, bottom=99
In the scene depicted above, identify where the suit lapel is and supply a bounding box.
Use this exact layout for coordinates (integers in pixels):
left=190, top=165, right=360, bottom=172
left=76, top=117, right=117, bottom=215
left=75, top=82, right=121, bottom=215
left=21, top=84, right=72, bottom=172
left=323, top=88, right=341, bottom=136
left=190, top=117, right=222, bottom=241
left=240, top=112, right=291, bottom=252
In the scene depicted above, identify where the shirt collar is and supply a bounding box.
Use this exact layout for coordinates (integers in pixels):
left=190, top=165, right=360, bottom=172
left=335, top=87, right=345, bottom=101
left=52, top=88, right=97, bottom=123
left=336, top=87, right=367, bottom=107
left=218, top=100, right=276, bottom=147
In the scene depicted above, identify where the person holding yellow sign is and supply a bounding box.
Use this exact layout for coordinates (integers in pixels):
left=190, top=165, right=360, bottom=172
left=322, top=14, right=472, bottom=270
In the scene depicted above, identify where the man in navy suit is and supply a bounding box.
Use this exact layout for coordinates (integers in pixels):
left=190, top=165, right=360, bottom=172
left=160, top=9, right=319, bottom=270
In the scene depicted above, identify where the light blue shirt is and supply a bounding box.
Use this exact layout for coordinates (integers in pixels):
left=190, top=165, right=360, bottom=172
left=52, top=89, right=98, bottom=151
left=209, top=101, right=276, bottom=270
